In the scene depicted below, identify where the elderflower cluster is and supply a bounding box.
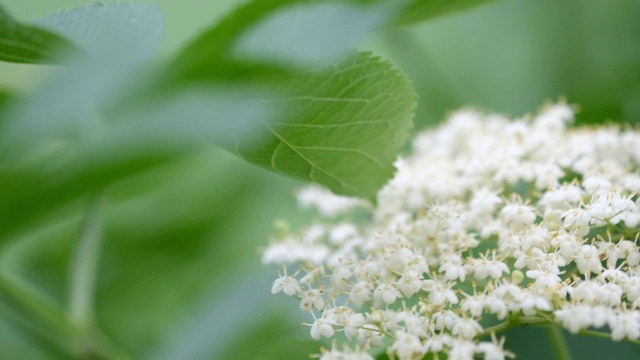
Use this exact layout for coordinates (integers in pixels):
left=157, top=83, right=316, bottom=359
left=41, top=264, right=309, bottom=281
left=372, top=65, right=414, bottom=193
left=263, top=103, right=640, bottom=360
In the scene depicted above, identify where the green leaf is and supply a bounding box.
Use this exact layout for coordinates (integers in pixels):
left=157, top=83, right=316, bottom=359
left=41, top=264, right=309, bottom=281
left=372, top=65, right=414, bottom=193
left=227, top=52, right=416, bottom=199
left=0, top=89, right=273, bottom=238
left=231, top=2, right=392, bottom=66
left=0, top=5, right=77, bottom=64
left=170, top=0, right=300, bottom=81
left=170, top=0, right=400, bottom=80
left=0, top=4, right=165, bottom=157
left=394, top=0, right=500, bottom=25
left=0, top=89, right=13, bottom=111
left=35, top=3, right=163, bottom=62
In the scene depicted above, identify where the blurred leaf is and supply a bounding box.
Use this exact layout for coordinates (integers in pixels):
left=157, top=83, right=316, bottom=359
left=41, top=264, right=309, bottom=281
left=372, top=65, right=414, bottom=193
left=0, top=4, right=77, bottom=64
left=0, top=89, right=273, bottom=238
left=231, top=2, right=392, bottom=66
left=170, top=0, right=401, bottom=81
left=380, top=0, right=640, bottom=126
left=35, top=3, right=163, bottom=63
left=218, top=314, right=320, bottom=360
left=0, top=89, right=14, bottom=112
left=0, top=3, right=165, bottom=155
left=394, top=0, right=500, bottom=25
left=0, top=3, right=173, bottom=238
left=226, top=52, right=416, bottom=199
left=7, top=149, right=305, bottom=357
left=169, top=0, right=302, bottom=81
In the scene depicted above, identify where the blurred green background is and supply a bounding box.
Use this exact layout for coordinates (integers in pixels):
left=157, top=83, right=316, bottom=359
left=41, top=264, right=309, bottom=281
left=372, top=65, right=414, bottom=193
left=0, top=0, right=639, bottom=359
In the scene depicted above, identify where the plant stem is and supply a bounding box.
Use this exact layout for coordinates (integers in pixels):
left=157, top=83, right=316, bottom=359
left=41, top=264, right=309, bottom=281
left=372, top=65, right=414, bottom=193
left=546, top=326, right=572, bottom=360
left=579, top=329, right=640, bottom=346
left=0, top=272, right=133, bottom=359
left=0, top=273, right=76, bottom=351
left=479, top=321, right=514, bottom=336
left=478, top=316, right=549, bottom=338
left=69, top=193, right=104, bottom=330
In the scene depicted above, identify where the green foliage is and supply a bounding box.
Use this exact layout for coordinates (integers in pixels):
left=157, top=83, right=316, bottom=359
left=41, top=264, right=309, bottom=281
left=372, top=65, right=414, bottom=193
left=34, top=3, right=164, bottom=62
left=0, top=0, right=637, bottom=359
left=394, top=0, right=500, bottom=25
left=0, top=4, right=77, bottom=64
left=227, top=52, right=416, bottom=198
left=0, top=0, right=422, bottom=356
left=170, top=0, right=399, bottom=80
left=0, top=89, right=13, bottom=111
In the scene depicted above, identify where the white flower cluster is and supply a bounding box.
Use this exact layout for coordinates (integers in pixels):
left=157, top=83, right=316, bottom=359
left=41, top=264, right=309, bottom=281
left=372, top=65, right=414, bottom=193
left=263, top=103, right=640, bottom=360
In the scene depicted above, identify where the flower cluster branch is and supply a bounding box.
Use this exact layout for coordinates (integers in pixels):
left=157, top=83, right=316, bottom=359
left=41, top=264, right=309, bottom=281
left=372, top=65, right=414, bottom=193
left=263, top=103, right=640, bottom=360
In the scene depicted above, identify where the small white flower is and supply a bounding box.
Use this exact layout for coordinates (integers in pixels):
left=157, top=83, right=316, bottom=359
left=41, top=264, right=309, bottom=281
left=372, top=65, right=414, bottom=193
left=526, top=269, right=561, bottom=291
left=424, top=279, right=459, bottom=306
left=319, top=344, right=374, bottom=360
left=349, top=281, right=372, bottom=308
left=609, top=310, right=640, bottom=341
left=398, top=271, right=423, bottom=298
left=461, top=295, right=485, bottom=318
left=519, top=293, right=552, bottom=316
left=309, top=316, right=335, bottom=340
left=297, top=185, right=369, bottom=217
left=423, top=334, right=453, bottom=353
left=358, top=324, right=384, bottom=348
left=300, top=288, right=325, bottom=310
left=450, top=317, right=482, bottom=339
left=554, top=305, right=592, bottom=333
left=440, top=261, right=467, bottom=282
left=561, top=209, right=591, bottom=236
left=390, top=331, right=424, bottom=360
left=271, top=274, right=299, bottom=296
left=575, top=245, right=604, bottom=275
left=448, top=339, right=476, bottom=360
left=477, top=337, right=514, bottom=360
left=373, top=284, right=401, bottom=306
left=344, top=313, right=365, bottom=339
left=501, top=203, right=537, bottom=229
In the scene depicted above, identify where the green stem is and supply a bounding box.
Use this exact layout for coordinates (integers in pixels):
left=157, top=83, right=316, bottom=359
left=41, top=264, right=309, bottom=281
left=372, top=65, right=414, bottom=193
left=69, top=193, right=104, bottom=330
left=546, top=326, right=573, bottom=360
left=579, top=329, right=640, bottom=346
left=479, top=321, right=514, bottom=336
left=0, top=273, right=76, bottom=351
left=478, top=316, right=549, bottom=338
left=0, top=272, right=133, bottom=359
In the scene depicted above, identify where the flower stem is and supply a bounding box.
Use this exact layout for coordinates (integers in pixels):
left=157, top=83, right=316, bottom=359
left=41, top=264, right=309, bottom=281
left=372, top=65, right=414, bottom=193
left=69, top=193, right=104, bottom=330
left=579, top=329, right=640, bottom=346
left=546, top=326, right=572, bottom=360
left=0, top=272, right=133, bottom=359
left=478, top=316, right=549, bottom=338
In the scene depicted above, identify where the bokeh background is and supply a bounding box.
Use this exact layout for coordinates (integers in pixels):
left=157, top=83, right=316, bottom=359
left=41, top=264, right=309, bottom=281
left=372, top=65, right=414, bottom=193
left=0, top=0, right=639, bottom=359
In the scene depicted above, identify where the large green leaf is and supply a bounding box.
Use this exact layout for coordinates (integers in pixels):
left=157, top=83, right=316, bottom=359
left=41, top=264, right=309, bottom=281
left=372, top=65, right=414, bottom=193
left=394, top=0, right=500, bottom=25
left=167, top=0, right=417, bottom=199
left=226, top=52, right=416, bottom=199
left=0, top=5, right=77, bottom=64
